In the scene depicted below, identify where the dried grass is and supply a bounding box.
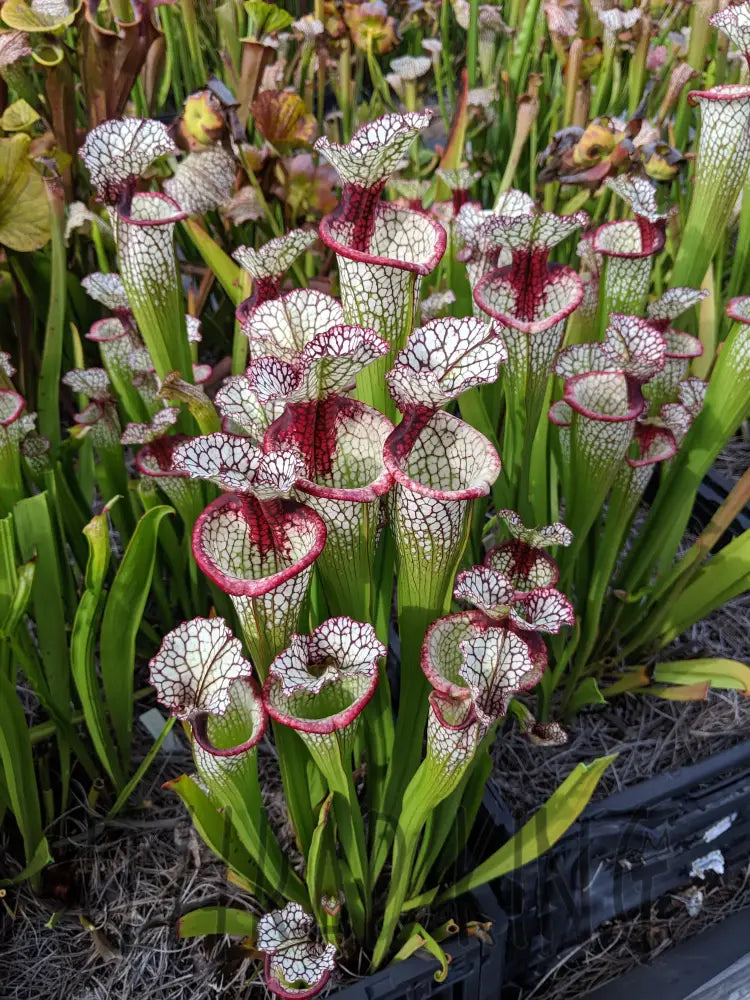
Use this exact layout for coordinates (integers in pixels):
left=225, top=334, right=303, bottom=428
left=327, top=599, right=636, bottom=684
left=0, top=732, right=269, bottom=1000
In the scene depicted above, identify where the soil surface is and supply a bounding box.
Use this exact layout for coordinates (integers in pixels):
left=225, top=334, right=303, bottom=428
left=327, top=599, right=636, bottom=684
left=0, top=729, right=257, bottom=1000
left=492, top=660, right=750, bottom=822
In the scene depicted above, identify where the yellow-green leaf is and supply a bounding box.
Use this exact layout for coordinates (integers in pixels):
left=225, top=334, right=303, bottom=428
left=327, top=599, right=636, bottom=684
left=652, top=658, right=750, bottom=695
left=243, top=1, right=293, bottom=37
left=0, top=671, right=47, bottom=882
left=183, top=218, right=243, bottom=303
left=600, top=667, right=650, bottom=698
left=0, top=133, right=50, bottom=251
left=693, top=262, right=716, bottom=379
left=99, top=505, right=174, bottom=771
left=0, top=558, right=35, bottom=639
left=1, top=0, right=79, bottom=32
left=390, top=924, right=450, bottom=981
left=0, top=835, right=51, bottom=886
left=566, top=676, right=607, bottom=714
left=0, top=99, right=39, bottom=132
left=165, top=773, right=275, bottom=902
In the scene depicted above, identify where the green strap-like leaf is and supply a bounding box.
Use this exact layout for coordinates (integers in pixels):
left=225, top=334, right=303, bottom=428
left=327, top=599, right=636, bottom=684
left=0, top=558, right=35, bottom=639
left=178, top=905, right=258, bottom=939
left=652, top=658, right=750, bottom=694
left=306, top=793, right=341, bottom=943
left=0, top=514, right=17, bottom=617
left=0, top=671, right=48, bottom=885
left=646, top=681, right=711, bottom=701
left=403, top=754, right=617, bottom=910
left=183, top=219, right=243, bottom=305
left=373, top=752, right=471, bottom=969
left=414, top=736, right=496, bottom=897
left=106, top=715, right=176, bottom=820
left=193, top=735, right=310, bottom=908
left=14, top=492, right=71, bottom=802
left=620, top=321, right=750, bottom=591
left=656, top=531, right=750, bottom=646
left=313, top=749, right=369, bottom=943
left=70, top=504, right=124, bottom=789
left=47, top=462, right=91, bottom=573
left=99, top=505, right=174, bottom=773
left=38, top=181, right=66, bottom=450
left=0, top=834, right=51, bottom=887
left=565, top=677, right=607, bottom=716
left=390, top=923, right=450, bottom=982
left=13, top=493, right=69, bottom=707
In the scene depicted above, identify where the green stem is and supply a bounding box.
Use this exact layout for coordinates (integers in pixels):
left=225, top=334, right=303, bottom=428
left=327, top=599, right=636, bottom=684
left=180, top=0, right=207, bottom=90
left=372, top=752, right=470, bottom=968
left=309, top=746, right=370, bottom=942
left=38, top=183, right=67, bottom=452
left=231, top=272, right=251, bottom=375
left=370, top=498, right=471, bottom=883
left=467, top=0, right=479, bottom=87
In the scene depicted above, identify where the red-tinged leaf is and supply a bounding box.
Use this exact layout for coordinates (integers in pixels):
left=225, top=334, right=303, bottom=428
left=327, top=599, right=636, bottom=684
left=252, top=91, right=318, bottom=152
left=435, top=69, right=469, bottom=200
left=648, top=681, right=711, bottom=701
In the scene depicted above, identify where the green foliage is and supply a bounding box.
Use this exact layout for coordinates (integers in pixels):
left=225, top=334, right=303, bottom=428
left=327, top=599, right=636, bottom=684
left=0, top=667, right=50, bottom=887
left=244, top=2, right=294, bottom=39
left=99, top=504, right=173, bottom=773
left=71, top=500, right=124, bottom=788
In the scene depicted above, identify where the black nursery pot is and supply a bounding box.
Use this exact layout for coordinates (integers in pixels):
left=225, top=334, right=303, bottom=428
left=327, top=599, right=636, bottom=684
left=333, top=883, right=507, bottom=1000
left=486, top=740, right=750, bottom=990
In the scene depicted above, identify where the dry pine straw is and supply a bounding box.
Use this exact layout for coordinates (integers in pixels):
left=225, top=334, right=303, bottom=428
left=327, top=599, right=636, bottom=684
left=0, top=735, right=368, bottom=1000
left=0, top=740, right=263, bottom=1000
left=490, top=560, right=750, bottom=999
left=3, top=654, right=748, bottom=1000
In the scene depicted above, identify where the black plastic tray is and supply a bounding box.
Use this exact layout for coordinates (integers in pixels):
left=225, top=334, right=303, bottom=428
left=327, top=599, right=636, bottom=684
left=487, top=740, right=750, bottom=988
left=332, top=883, right=508, bottom=999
